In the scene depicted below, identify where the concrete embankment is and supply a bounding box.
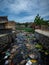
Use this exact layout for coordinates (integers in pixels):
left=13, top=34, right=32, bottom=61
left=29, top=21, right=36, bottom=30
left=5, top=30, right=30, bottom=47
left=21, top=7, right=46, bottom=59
left=0, top=33, right=16, bottom=52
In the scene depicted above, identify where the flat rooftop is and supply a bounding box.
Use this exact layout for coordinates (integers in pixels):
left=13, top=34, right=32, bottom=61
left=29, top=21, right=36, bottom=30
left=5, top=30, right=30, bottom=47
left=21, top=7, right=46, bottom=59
left=35, top=29, right=49, bottom=37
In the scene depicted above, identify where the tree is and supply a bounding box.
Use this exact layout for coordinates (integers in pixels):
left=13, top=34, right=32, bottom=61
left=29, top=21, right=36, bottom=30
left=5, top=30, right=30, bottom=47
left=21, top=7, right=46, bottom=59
left=25, top=22, right=28, bottom=27
left=34, top=14, right=48, bottom=26
left=34, top=14, right=43, bottom=26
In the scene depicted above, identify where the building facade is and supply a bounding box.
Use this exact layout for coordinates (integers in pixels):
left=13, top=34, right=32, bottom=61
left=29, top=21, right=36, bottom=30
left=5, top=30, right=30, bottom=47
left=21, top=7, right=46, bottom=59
left=5, top=21, right=16, bottom=31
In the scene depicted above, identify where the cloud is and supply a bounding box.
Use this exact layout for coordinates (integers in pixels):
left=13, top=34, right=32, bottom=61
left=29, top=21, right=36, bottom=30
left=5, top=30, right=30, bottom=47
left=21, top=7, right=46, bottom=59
left=8, top=15, right=35, bottom=23
left=8, top=0, right=38, bottom=14
left=16, top=15, right=35, bottom=23
left=0, top=0, right=39, bottom=14
left=38, top=0, right=49, bottom=19
left=0, top=0, right=49, bottom=22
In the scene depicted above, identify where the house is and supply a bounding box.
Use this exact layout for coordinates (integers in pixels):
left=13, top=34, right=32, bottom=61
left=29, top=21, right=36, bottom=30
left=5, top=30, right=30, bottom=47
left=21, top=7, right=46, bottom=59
left=0, top=16, right=16, bottom=34
left=31, top=23, right=41, bottom=29
left=5, top=21, right=16, bottom=31
left=41, top=25, right=49, bottom=31
left=0, top=16, right=8, bottom=29
left=0, top=16, right=8, bottom=21
left=0, top=16, right=16, bottom=44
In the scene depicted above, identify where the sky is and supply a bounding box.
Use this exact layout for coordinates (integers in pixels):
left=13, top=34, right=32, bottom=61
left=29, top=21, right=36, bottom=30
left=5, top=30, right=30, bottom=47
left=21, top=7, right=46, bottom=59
left=0, top=0, right=49, bottom=23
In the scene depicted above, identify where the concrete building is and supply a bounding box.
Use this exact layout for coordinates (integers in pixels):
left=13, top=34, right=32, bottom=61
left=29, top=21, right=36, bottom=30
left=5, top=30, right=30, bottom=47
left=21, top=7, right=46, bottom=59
left=0, top=16, right=16, bottom=34
left=41, top=25, right=49, bottom=31
left=5, top=21, right=16, bottom=31
left=0, top=16, right=8, bottom=29
left=0, top=16, right=8, bottom=21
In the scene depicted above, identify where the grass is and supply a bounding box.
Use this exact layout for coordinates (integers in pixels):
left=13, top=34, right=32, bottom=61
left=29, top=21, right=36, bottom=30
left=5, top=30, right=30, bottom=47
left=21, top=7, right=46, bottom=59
left=16, top=27, right=35, bottom=33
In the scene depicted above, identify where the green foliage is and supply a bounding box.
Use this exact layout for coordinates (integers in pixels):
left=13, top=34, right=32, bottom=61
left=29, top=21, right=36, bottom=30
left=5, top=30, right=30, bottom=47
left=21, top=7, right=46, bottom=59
left=24, top=28, right=35, bottom=33
left=34, top=14, right=41, bottom=25
left=16, top=28, right=35, bottom=33
left=34, top=14, right=49, bottom=26
left=25, top=22, right=29, bottom=27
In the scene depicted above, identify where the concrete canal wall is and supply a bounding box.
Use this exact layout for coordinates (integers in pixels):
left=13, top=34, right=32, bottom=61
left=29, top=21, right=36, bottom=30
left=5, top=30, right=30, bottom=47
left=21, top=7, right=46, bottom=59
left=0, top=34, right=11, bottom=44
left=0, top=33, right=16, bottom=53
left=35, top=29, right=49, bottom=50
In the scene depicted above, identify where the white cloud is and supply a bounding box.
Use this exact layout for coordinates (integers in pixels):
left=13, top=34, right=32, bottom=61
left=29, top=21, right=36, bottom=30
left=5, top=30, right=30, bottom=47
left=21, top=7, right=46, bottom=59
left=9, top=15, right=36, bottom=23
left=0, top=0, right=38, bottom=14
left=41, top=12, right=49, bottom=18
left=0, top=0, right=49, bottom=22
left=9, top=0, right=38, bottom=14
